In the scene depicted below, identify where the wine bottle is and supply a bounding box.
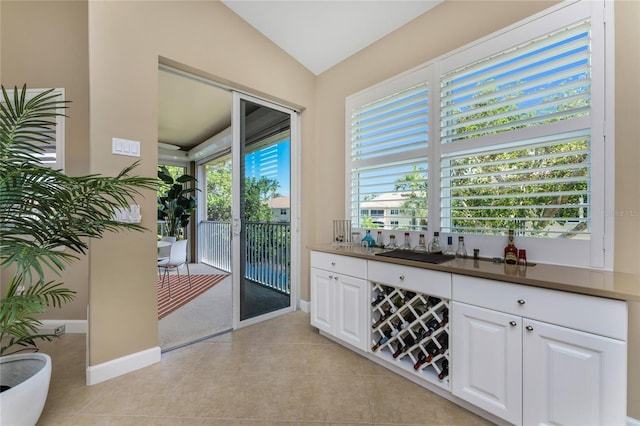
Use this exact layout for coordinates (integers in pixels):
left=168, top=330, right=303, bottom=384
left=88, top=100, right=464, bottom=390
left=371, top=292, right=385, bottom=307
left=413, top=351, right=428, bottom=370
left=438, top=359, right=449, bottom=380
left=424, top=340, right=440, bottom=363
left=371, top=307, right=393, bottom=329
left=424, top=318, right=440, bottom=336
left=426, top=296, right=442, bottom=309
left=404, top=291, right=417, bottom=301
left=436, top=332, right=449, bottom=354
left=504, top=229, right=518, bottom=265
left=439, top=308, right=449, bottom=327
left=414, top=326, right=429, bottom=342
left=371, top=329, right=391, bottom=351
left=389, top=295, right=404, bottom=310
left=393, top=334, right=415, bottom=358
left=383, top=285, right=394, bottom=295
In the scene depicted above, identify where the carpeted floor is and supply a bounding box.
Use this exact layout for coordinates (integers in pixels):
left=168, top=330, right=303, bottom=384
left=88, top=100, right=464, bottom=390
left=157, top=273, right=228, bottom=320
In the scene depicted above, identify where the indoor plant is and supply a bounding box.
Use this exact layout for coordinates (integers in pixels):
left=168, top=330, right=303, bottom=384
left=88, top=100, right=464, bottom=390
left=157, top=165, right=198, bottom=239
left=0, top=85, right=156, bottom=425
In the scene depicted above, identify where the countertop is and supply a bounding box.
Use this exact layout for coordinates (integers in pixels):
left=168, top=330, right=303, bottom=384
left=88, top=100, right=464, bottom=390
left=309, top=244, right=640, bottom=302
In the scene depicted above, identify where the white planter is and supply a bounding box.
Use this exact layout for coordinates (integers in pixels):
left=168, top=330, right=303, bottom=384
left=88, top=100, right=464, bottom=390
left=0, top=353, right=52, bottom=426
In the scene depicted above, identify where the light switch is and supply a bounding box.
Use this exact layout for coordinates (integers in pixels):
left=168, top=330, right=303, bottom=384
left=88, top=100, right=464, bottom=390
left=112, top=138, right=141, bottom=157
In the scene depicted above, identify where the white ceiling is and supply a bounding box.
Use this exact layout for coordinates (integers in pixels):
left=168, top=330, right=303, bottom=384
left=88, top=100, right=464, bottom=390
left=158, top=0, right=442, bottom=151
left=222, top=0, right=442, bottom=75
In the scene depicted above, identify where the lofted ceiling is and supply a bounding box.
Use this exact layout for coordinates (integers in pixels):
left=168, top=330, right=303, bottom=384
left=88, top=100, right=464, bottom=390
left=158, top=1, right=442, bottom=152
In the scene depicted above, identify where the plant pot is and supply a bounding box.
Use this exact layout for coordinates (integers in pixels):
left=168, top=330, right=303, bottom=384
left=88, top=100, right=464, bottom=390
left=0, top=353, right=52, bottom=426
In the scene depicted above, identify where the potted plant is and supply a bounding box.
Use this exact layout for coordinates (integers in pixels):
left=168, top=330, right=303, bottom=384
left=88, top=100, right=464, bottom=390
left=0, top=85, right=156, bottom=425
left=157, top=166, right=198, bottom=240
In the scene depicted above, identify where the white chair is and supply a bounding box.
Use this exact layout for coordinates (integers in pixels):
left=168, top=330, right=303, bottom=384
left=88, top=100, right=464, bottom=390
left=157, top=239, right=191, bottom=299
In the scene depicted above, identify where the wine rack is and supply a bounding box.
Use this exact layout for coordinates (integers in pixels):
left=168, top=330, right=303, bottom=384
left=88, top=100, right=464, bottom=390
left=370, top=282, right=450, bottom=388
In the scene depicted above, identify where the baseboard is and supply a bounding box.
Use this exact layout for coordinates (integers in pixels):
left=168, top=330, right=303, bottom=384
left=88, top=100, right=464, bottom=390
left=86, top=346, right=161, bottom=386
left=299, top=299, right=310, bottom=312
left=628, top=416, right=640, bottom=426
left=40, top=319, right=87, bottom=334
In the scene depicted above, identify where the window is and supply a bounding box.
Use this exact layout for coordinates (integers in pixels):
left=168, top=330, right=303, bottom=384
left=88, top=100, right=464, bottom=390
left=1, top=87, right=65, bottom=170
left=346, top=1, right=610, bottom=268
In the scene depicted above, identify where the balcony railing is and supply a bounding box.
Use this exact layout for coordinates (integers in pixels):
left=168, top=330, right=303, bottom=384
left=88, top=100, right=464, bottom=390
left=198, top=220, right=290, bottom=295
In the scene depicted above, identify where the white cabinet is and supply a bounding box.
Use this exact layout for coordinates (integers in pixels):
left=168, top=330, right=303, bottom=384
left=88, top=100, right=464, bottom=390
left=452, top=275, right=627, bottom=426
left=310, top=251, right=368, bottom=350
left=452, top=302, right=522, bottom=425
left=523, top=319, right=626, bottom=426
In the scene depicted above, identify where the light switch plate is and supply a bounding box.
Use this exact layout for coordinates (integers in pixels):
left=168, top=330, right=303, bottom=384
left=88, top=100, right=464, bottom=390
left=112, top=137, right=141, bottom=157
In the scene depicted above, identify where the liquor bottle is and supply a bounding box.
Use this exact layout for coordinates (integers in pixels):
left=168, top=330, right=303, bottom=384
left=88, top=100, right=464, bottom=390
left=400, top=232, right=412, bottom=250
left=455, top=236, right=467, bottom=258
left=362, top=230, right=375, bottom=247
left=385, top=234, right=398, bottom=249
left=425, top=318, right=441, bottom=336
left=428, top=232, right=442, bottom=254
left=393, top=334, right=415, bottom=358
left=436, top=331, right=449, bottom=354
left=371, top=292, right=385, bottom=307
left=375, top=230, right=384, bottom=248
left=504, top=229, right=518, bottom=265
left=438, top=359, right=449, bottom=380
left=414, top=233, right=427, bottom=251
left=439, top=308, right=449, bottom=327
left=371, top=329, right=391, bottom=351
left=443, top=236, right=455, bottom=256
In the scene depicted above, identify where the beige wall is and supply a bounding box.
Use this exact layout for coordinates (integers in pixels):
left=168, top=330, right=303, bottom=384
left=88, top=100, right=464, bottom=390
left=614, top=0, right=640, bottom=417
left=1, top=0, right=90, bottom=321
left=86, top=0, right=316, bottom=364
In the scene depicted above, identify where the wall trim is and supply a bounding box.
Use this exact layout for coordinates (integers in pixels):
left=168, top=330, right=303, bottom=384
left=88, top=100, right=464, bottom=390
left=299, top=299, right=310, bottom=313
left=86, top=346, right=161, bottom=386
left=40, top=319, right=88, bottom=334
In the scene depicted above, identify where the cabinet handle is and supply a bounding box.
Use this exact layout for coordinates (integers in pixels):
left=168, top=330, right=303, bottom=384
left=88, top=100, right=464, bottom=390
left=329, top=275, right=334, bottom=280
left=509, top=321, right=517, bottom=326
left=331, top=262, right=336, bottom=266
left=517, top=299, right=526, bottom=305
left=526, top=325, right=534, bottom=331
left=399, top=275, right=405, bottom=281
left=334, top=276, right=339, bottom=281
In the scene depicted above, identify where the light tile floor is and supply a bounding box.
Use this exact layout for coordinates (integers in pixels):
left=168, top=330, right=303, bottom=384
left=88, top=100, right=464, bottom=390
left=37, top=311, right=493, bottom=425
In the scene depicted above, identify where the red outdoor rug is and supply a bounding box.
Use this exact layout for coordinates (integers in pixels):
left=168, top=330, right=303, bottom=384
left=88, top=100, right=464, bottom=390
left=157, top=274, right=228, bottom=320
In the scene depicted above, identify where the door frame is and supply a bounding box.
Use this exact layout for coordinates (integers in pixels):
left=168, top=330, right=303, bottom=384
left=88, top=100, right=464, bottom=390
left=231, top=91, right=300, bottom=329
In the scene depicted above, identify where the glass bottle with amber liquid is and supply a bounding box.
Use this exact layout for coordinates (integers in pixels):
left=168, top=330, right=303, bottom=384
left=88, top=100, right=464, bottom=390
left=504, top=229, right=518, bottom=265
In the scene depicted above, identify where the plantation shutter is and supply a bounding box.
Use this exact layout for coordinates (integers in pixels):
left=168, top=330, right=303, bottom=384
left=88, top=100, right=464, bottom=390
left=349, top=80, right=429, bottom=230
left=439, top=19, right=593, bottom=238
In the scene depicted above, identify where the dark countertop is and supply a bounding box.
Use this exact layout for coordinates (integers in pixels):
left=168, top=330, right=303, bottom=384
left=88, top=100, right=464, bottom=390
left=309, top=244, right=640, bottom=302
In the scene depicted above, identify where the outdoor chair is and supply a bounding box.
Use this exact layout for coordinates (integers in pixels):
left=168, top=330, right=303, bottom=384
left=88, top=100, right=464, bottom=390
left=157, top=239, right=191, bottom=299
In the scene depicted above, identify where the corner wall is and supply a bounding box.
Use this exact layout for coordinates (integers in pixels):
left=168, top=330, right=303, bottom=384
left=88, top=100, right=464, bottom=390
left=86, top=1, right=316, bottom=366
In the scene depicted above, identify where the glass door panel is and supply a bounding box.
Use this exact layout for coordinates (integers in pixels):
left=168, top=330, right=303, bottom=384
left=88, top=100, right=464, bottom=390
left=232, top=93, right=296, bottom=326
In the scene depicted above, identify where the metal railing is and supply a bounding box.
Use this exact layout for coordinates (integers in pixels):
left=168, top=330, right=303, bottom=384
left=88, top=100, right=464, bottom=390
left=198, top=220, right=291, bottom=295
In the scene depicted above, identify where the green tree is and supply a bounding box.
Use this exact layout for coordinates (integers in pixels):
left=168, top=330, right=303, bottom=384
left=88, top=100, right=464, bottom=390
left=206, top=161, right=232, bottom=221
left=243, top=176, right=280, bottom=222
left=394, top=166, right=428, bottom=230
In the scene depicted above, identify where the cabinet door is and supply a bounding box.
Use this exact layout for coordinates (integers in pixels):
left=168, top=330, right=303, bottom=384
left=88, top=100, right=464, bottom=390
left=335, top=275, right=368, bottom=350
left=523, top=319, right=626, bottom=426
left=452, top=302, right=522, bottom=425
left=310, top=268, right=334, bottom=334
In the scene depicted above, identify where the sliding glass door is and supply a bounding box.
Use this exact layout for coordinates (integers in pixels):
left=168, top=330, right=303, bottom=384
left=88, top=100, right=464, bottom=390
left=232, top=93, right=298, bottom=327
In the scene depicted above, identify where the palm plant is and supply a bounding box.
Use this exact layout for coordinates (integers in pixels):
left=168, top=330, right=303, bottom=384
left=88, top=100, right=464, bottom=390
left=0, top=85, right=157, bottom=356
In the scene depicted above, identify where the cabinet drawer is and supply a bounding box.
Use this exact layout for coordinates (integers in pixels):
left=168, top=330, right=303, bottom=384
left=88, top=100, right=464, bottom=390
left=452, top=275, right=627, bottom=340
left=310, top=251, right=367, bottom=278
left=368, top=260, right=451, bottom=299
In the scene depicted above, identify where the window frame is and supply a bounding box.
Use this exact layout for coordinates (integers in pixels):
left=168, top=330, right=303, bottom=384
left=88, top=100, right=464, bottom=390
left=345, top=0, right=613, bottom=269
